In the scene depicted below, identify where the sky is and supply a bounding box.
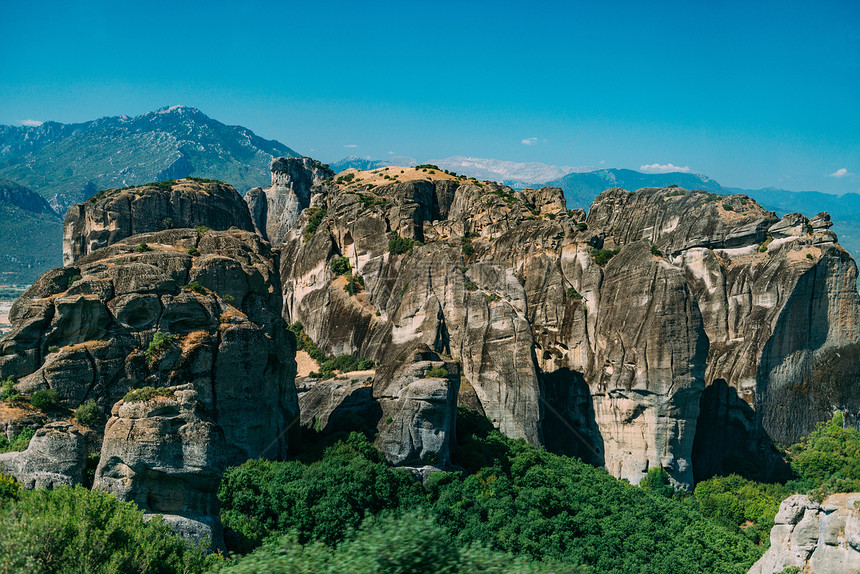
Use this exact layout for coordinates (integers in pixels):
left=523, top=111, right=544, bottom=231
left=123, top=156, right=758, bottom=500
left=1, top=0, right=858, bottom=194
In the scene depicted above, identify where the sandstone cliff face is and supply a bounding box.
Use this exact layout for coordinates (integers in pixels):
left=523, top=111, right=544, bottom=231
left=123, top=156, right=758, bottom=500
left=62, top=179, right=255, bottom=265
left=750, top=493, right=860, bottom=574
left=264, top=162, right=860, bottom=487
left=246, top=157, right=333, bottom=246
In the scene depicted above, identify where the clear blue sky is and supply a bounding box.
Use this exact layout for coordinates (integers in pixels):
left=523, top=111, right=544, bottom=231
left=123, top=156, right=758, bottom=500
left=1, top=0, right=858, bottom=193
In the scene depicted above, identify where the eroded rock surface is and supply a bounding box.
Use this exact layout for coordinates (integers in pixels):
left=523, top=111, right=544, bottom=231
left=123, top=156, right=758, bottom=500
left=266, top=161, right=860, bottom=486
left=1, top=188, right=298, bottom=543
left=94, top=385, right=226, bottom=548
left=374, top=346, right=459, bottom=466
left=0, top=421, right=86, bottom=488
left=63, top=179, right=254, bottom=265
left=246, top=157, right=333, bottom=246
left=750, top=493, right=860, bottom=574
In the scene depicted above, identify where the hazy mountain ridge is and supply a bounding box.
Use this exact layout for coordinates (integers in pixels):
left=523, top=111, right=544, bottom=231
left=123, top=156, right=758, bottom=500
left=0, top=180, right=62, bottom=284
left=0, top=106, right=299, bottom=210
left=430, top=155, right=596, bottom=187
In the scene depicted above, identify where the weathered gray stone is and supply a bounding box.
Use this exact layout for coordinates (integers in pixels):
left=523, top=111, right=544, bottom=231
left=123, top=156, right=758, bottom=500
left=63, top=179, right=254, bottom=264
left=0, top=421, right=86, bottom=488
left=375, top=346, right=459, bottom=466
left=95, top=385, right=227, bottom=548
left=750, top=493, right=860, bottom=574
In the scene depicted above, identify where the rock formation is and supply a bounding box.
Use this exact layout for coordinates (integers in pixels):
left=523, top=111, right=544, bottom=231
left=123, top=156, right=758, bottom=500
left=94, top=385, right=226, bottom=547
left=260, top=162, right=860, bottom=487
left=0, top=421, right=86, bottom=488
left=62, top=178, right=255, bottom=265
left=750, top=493, right=860, bottom=574
left=374, top=346, right=459, bottom=466
left=245, top=157, right=333, bottom=245
left=0, top=182, right=298, bottom=544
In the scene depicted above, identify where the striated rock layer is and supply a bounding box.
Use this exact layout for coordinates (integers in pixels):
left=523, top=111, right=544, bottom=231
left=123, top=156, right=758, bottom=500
left=265, top=162, right=860, bottom=487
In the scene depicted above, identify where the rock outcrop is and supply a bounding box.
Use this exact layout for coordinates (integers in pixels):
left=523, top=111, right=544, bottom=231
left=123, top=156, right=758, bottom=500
left=0, top=182, right=298, bottom=543
left=245, top=157, right=333, bottom=245
left=750, top=493, right=860, bottom=574
left=0, top=421, right=86, bottom=488
left=94, top=385, right=226, bottom=548
left=62, top=178, right=255, bottom=265
left=374, top=346, right=459, bottom=466
left=262, top=161, right=860, bottom=487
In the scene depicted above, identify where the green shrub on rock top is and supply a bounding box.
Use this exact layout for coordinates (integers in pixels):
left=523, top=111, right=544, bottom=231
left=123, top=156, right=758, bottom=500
left=31, top=388, right=61, bottom=411
left=135, top=243, right=152, bottom=253
left=74, top=399, right=106, bottom=428
left=424, top=367, right=449, bottom=379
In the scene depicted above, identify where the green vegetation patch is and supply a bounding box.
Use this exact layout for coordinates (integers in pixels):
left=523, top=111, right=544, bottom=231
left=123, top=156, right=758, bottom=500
left=0, top=484, right=214, bottom=573
left=144, top=331, right=178, bottom=361
left=388, top=231, right=415, bottom=255
left=74, top=399, right=106, bottom=428
left=331, top=256, right=351, bottom=275
left=424, top=366, right=450, bottom=379
left=0, top=427, right=35, bottom=454
left=303, top=208, right=327, bottom=241
left=218, top=414, right=763, bottom=572
left=590, top=247, right=620, bottom=266
left=31, top=388, right=61, bottom=411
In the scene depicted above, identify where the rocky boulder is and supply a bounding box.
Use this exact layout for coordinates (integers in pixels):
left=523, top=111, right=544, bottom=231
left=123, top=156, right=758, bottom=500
left=0, top=421, right=86, bottom=488
left=62, top=179, right=255, bottom=264
left=749, top=493, right=860, bottom=574
left=374, top=346, right=459, bottom=466
left=94, top=385, right=226, bottom=548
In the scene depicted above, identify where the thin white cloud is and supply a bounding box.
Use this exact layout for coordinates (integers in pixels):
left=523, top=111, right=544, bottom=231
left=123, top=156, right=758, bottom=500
left=829, top=168, right=852, bottom=178
left=521, top=137, right=538, bottom=146
left=640, top=162, right=692, bottom=174
left=344, top=144, right=358, bottom=148
left=387, top=151, right=395, bottom=155
left=599, top=160, right=605, bottom=164
left=20, top=119, right=42, bottom=127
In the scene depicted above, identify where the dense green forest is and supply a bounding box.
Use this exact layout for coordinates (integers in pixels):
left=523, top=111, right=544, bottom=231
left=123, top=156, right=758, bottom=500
left=1, top=410, right=859, bottom=573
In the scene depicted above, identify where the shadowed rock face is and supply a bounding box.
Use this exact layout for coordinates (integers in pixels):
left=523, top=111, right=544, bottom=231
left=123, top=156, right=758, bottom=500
left=62, top=179, right=255, bottom=265
left=261, top=160, right=860, bottom=487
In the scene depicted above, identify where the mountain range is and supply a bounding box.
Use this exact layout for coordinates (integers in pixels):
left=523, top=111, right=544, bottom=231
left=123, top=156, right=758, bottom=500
left=0, top=105, right=298, bottom=211
left=2, top=106, right=859, bottom=284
